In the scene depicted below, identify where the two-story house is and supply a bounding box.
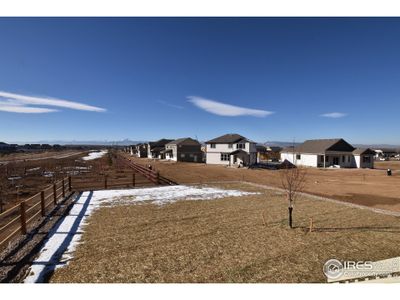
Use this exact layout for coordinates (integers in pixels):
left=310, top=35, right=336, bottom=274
left=147, top=139, right=173, bottom=159
left=162, top=138, right=203, bottom=162
left=205, top=134, right=257, bottom=167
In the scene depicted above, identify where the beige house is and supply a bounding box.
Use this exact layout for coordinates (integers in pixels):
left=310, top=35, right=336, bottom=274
left=162, top=138, right=203, bottom=162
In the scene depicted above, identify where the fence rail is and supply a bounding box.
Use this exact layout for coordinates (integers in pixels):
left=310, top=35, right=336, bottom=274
left=116, top=153, right=177, bottom=185
left=0, top=177, right=72, bottom=249
left=0, top=160, right=176, bottom=251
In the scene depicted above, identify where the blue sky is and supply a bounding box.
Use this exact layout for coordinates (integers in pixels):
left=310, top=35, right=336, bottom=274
left=0, top=17, right=399, bottom=144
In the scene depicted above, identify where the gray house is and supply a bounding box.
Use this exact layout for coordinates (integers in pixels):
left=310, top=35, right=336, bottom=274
left=280, top=138, right=375, bottom=168
left=133, top=143, right=148, bottom=158
left=162, top=138, right=203, bottom=162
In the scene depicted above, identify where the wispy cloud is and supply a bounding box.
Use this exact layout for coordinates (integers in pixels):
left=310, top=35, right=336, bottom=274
left=320, top=112, right=347, bottom=118
left=187, top=96, right=274, bottom=117
left=157, top=100, right=184, bottom=110
left=0, top=91, right=106, bottom=114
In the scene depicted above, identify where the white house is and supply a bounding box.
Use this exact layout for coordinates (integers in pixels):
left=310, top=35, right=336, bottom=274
left=205, top=134, right=257, bottom=167
left=280, top=138, right=375, bottom=169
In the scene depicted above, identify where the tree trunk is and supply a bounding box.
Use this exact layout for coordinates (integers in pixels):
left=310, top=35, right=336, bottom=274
left=288, top=206, right=293, bottom=228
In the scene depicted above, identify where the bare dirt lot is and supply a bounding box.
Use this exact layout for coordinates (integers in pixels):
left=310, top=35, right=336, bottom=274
left=50, top=183, right=400, bottom=283
left=125, top=155, right=400, bottom=213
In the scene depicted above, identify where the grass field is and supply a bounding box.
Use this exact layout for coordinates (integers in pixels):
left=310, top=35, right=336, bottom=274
left=50, top=183, right=400, bottom=283
left=124, top=155, right=400, bottom=212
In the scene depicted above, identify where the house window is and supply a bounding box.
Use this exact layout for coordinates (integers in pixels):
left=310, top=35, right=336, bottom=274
left=180, top=153, right=185, bottom=158
left=348, top=156, right=351, bottom=162
left=210, top=143, right=216, bottom=149
left=221, top=153, right=230, bottom=161
left=342, top=156, right=345, bottom=163
left=228, top=143, right=233, bottom=149
left=296, top=154, right=301, bottom=160
left=237, top=143, right=245, bottom=149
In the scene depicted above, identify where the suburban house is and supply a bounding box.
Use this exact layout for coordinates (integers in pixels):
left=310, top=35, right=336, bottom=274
left=133, top=143, right=148, bottom=158
left=161, top=138, right=203, bottom=162
left=256, top=145, right=282, bottom=162
left=147, top=139, right=173, bottom=159
left=280, top=138, right=375, bottom=168
left=205, top=134, right=257, bottom=167
left=373, top=148, right=398, bottom=160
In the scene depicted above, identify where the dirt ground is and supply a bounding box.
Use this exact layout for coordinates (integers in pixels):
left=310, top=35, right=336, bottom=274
left=126, top=155, right=400, bottom=213
left=50, top=183, right=400, bottom=283
left=0, top=150, right=87, bottom=164
left=0, top=150, right=134, bottom=211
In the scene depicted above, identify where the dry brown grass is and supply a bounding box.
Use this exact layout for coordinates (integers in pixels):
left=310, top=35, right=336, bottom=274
left=125, top=155, right=400, bottom=212
left=50, top=183, right=400, bottom=283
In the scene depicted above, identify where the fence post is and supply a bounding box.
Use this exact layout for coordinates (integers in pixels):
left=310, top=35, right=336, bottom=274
left=132, top=173, right=136, bottom=187
left=53, top=183, right=57, bottom=205
left=20, top=201, right=27, bottom=235
left=62, top=179, right=66, bottom=198
left=68, top=176, right=72, bottom=191
left=156, top=171, right=160, bottom=185
left=104, top=175, right=108, bottom=189
left=40, top=191, right=45, bottom=217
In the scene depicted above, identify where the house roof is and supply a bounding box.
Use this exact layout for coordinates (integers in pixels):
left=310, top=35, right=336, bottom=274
left=282, top=138, right=355, bottom=154
left=353, top=148, right=376, bottom=155
left=160, top=148, right=173, bottom=153
left=206, top=134, right=253, bottom=144
left=150, top=146, right=164, bottom=152
left=166, top=137, right=201, bottom=146
left=149, top=139, right=174, bottom=148
left=230, top=149, right=248, bottom=155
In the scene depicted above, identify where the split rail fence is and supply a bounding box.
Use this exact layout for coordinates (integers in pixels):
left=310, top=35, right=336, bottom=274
left=0, top=161, right=176, bottom=250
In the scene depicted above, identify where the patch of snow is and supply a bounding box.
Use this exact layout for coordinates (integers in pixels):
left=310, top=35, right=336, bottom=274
left=24, top=185, right=258, bottom=283
left=27, top=167, right=41, bottom=172
left=81, top=150, right=108, bottom=161
left=93, top=185, right=258, bottom=206
left=8, top=176, right=22, bottom=180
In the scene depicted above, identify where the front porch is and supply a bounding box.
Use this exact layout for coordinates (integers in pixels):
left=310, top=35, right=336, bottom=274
left=317, top=152, right=355, bottom=168
left=229, top=149, right=250, bottom=167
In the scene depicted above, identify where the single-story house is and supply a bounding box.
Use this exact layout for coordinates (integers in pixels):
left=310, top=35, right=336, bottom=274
left=205, top=133, right=257, bottom=167
left=147, top=139, right=173, bottom=159
left=162, top=138, right=203, bottom=162
left=280, top=138, right=375, bottom=169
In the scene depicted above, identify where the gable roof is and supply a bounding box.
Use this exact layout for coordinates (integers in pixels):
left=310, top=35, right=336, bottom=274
left=353, top=148, right=376, bottom=155
left=282, top=138, right=355, bottom=154
left=148, top=139, right=174, bottom=148
left=206, top=133, right=253, bottom=144
left=166, top=137, right=201, bottom=146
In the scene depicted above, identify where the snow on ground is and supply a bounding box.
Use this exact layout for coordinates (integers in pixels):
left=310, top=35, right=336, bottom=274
left=81, top=150, right=108, bottom=161
left=24, top=185, right=258, bottom=283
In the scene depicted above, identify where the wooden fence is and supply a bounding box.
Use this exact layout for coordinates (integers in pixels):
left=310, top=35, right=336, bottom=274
left=0, top=165, right=176, bottom=250
left=70, top=172, right=157, bottom=191
left=0, top=177, right=72, bottom=249
left=116, top=154, right=178, bottom=186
